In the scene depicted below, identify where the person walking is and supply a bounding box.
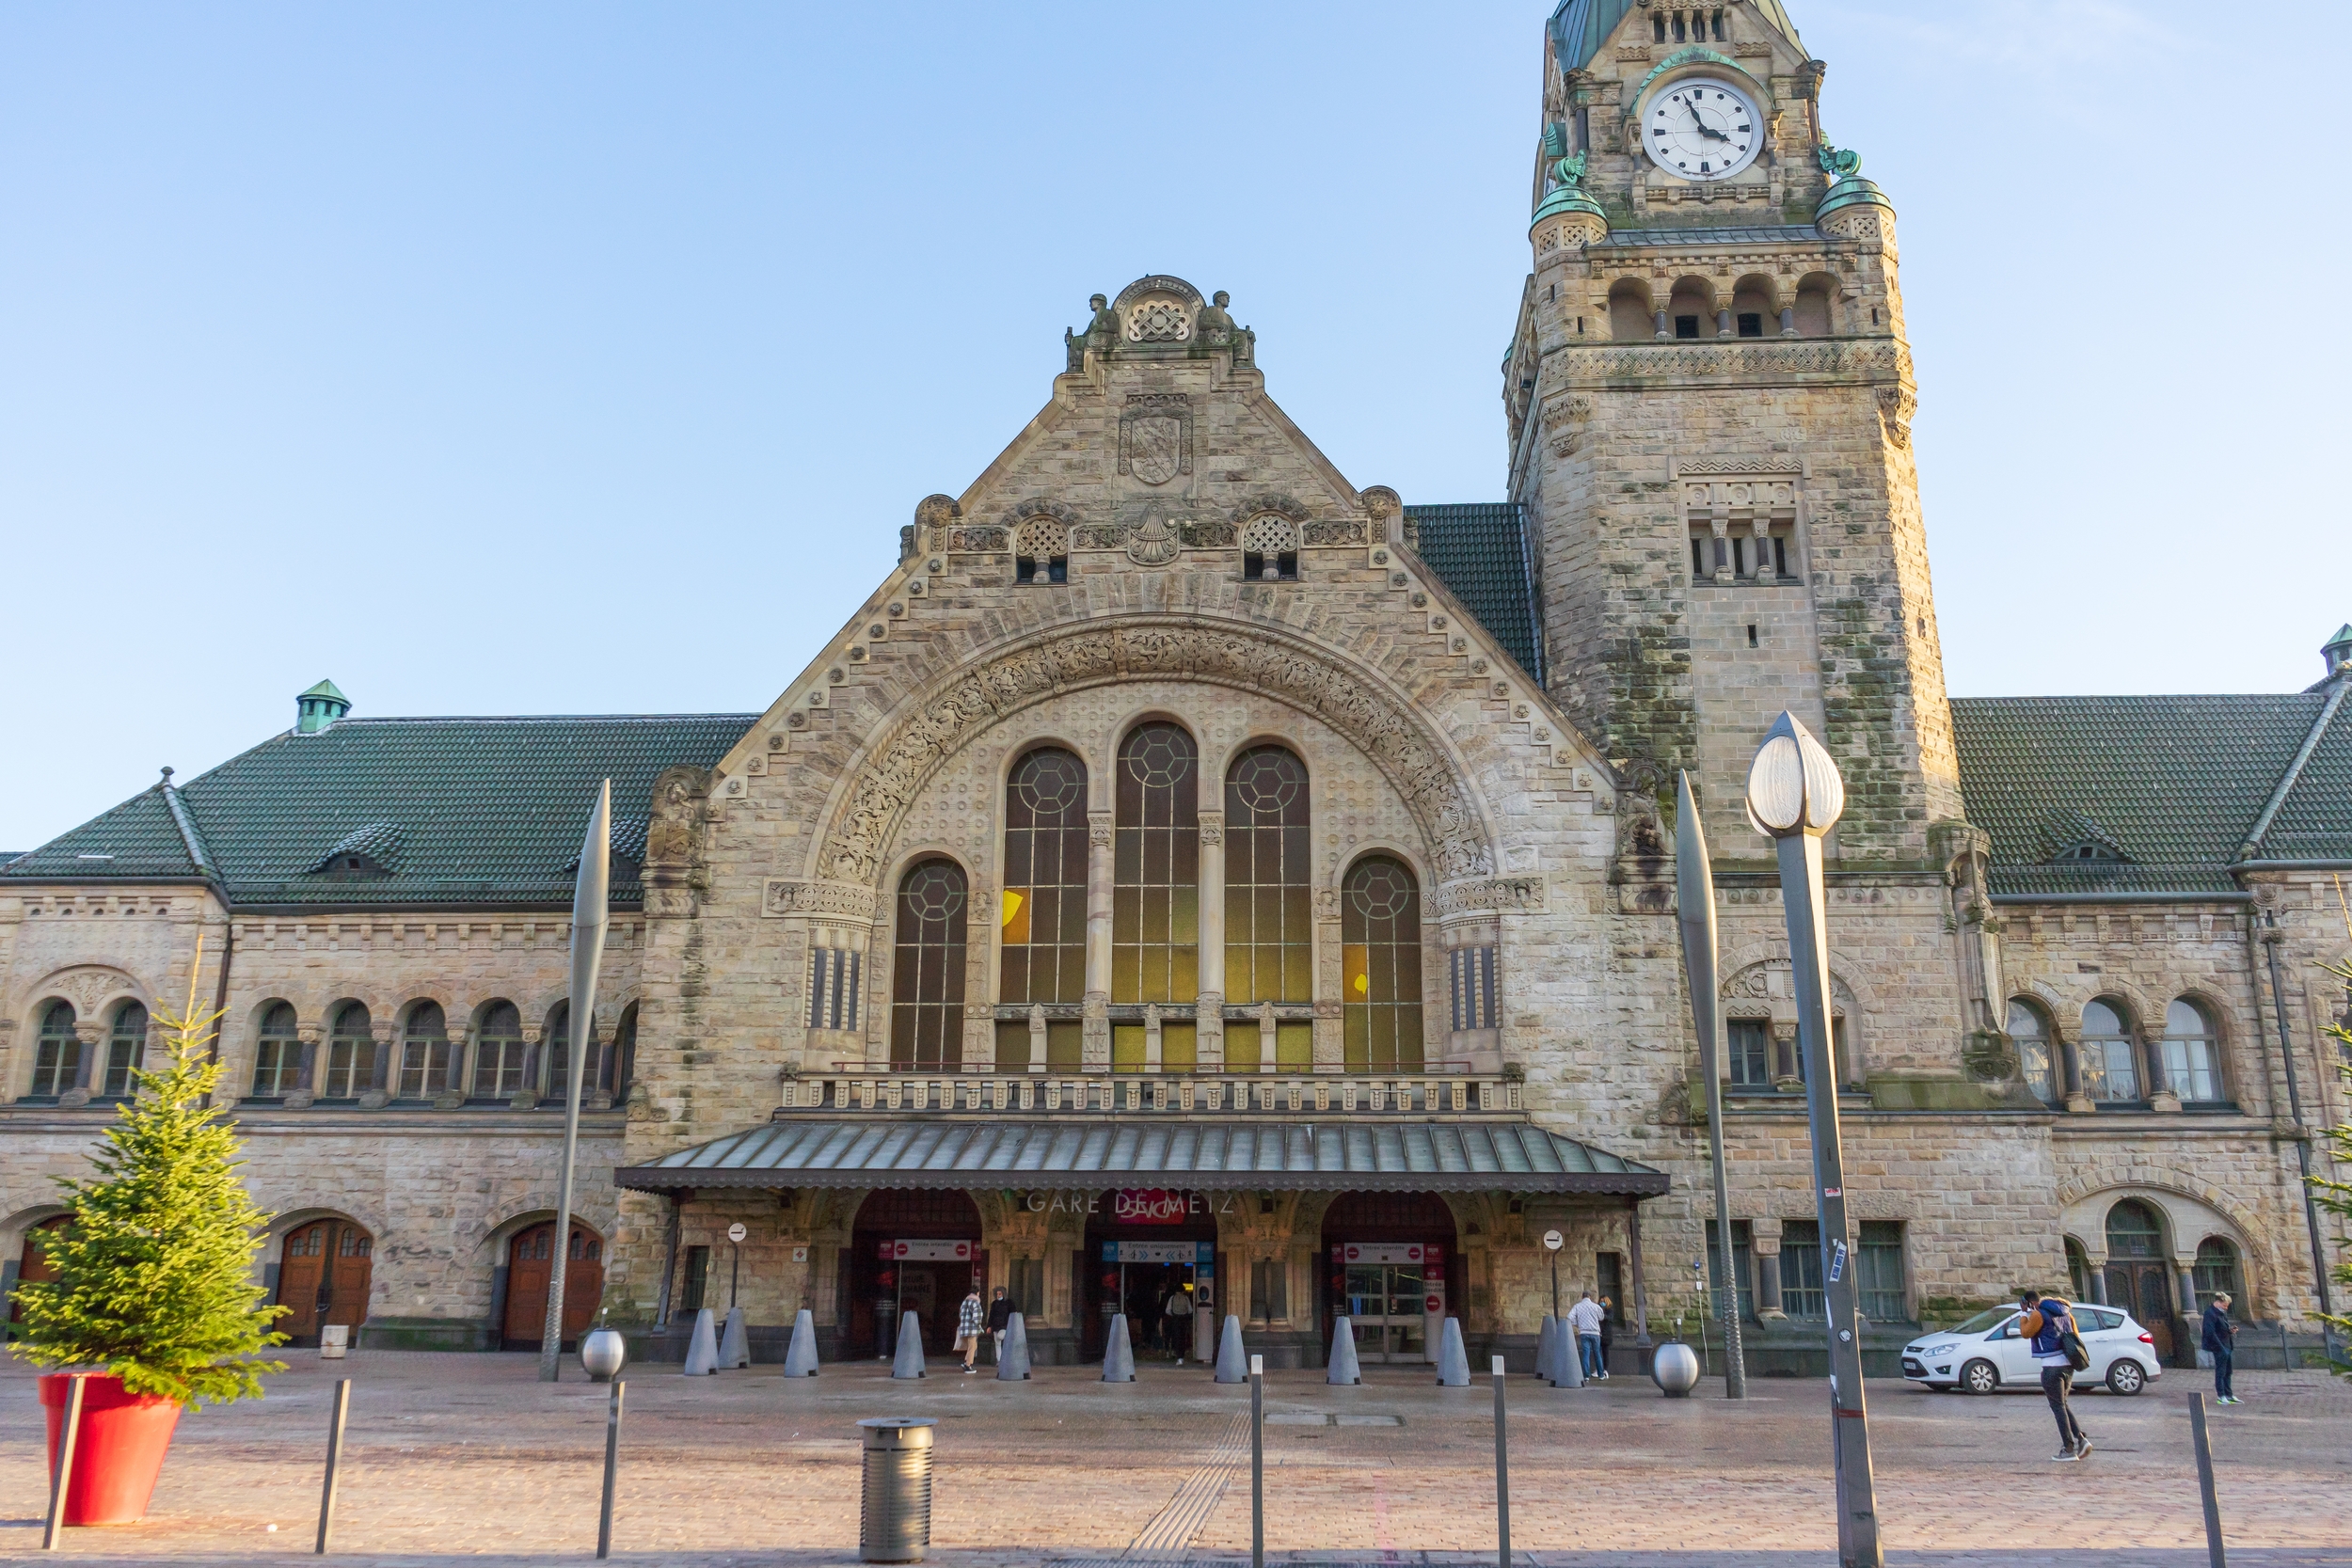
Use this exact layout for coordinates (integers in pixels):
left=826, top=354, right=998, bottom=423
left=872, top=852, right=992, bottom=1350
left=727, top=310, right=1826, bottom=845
left=956, top=1284, right=985, bottom=1373
left=1165, top=1281, right=1195, bottom=1366
left=2202, top=1292, right=2240, bottom=1404
left=987, top=1285, right=1014, bottom=1367
left=2020, top=1287, right=2090, bottom=1460
left=1597, top=1295, right=1617, bottom=1379
left=1567, top=1289, right=1608, bottom=1382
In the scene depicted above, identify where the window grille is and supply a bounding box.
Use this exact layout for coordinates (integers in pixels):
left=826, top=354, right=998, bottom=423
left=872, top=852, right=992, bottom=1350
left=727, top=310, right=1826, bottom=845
left=1343, top=856, right=1424, bottom=1073
left=252, top=1003, right=301, bottom=1098
left=1779, top=1219, right=1825, bottom=1319
left=1449, top=945, right=1499, bottom=1032
left=2192, top=1238, right=2244, bottom=1317
left=1857, top=1221, right=1906, bottom=1321
left=807, top=945, right=865, bottom=1032
left=1112, top=723, right=1200, bottom=1015
left=1705, top=1218, right=1756, bottom=1322
left=1012, top=516, right=1068, bottom=584
left=1002, top=746, right=1089, bottom=1021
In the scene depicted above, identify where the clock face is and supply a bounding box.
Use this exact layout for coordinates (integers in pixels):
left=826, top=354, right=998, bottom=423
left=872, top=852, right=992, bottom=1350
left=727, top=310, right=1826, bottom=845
left=1645, top=78, right=1763, bottom=182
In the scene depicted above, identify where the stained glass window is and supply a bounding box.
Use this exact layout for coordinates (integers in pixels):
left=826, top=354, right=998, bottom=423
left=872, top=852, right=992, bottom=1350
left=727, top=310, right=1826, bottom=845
left=1002, top=748, right=1089, bottom=1009
left=1112, top=723, right=1199, bottom=1007
left=891, top=859, right=969, bottom=1070
left=1342, top=855, right=1423, bottom=1072
left=1224, top=746, right=1311, bottom=1069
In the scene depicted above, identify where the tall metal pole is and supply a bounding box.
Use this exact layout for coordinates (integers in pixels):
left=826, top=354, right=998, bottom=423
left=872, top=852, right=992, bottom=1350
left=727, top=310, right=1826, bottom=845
left=315, top=1377, right=351, bottom=1554
left=2261, top=911, right=2339, bottom=1366
left=543, top=780, right=612, bottom=1382
left=1746, top=714, right=1881, bottom=1568
left=1675, top=770, right=1747, bottom=1399
left=1249, top=1354, right=1264, bottom=1568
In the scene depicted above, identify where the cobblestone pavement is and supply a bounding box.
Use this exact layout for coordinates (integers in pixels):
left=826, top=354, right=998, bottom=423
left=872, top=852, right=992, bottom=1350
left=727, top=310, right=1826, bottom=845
left=2, top=1353, right=2348, bottom=1566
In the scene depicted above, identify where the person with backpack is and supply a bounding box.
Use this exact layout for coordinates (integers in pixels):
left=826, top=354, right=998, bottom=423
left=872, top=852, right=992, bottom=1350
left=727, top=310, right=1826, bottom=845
left=2202, top=1291, right=2239, bottom=1404
left=2019, top=1287, right=2090, bottom=1460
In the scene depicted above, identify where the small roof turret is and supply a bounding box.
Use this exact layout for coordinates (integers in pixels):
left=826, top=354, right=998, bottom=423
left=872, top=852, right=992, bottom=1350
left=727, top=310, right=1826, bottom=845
left=297, top=678, right=351, bottom=735
left=2323, top=623, right=2352, bottom=679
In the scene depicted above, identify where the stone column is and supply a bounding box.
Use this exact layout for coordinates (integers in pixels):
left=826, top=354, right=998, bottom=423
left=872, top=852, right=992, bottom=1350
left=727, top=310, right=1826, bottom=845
left=435, top=1020, right=469, bottom=1109
left=1027, top=1005, right=1047, bottom=1074
left=1716, top=308, right=1734, bottom=339
left=285, top=1025, right=322, bottom=1111
left=1779, top=306, right=1797, bottom=336
left=60, top=1022, right=103, bottom=1106
left=1256, top=1001, right=1277, bottom=1074
left=2057, top=1025, right=2093, bottom=1114
left=1751, top=1218, right=1787, bottom=1320
left=514, top=1027, right=543, bottom=1110
left=363, top=1022, right=395, bottom=1108
left=1652, top=308, right=1671, bottom=341
left=587, top=1026, right=616, bottom=1110
left=2084, top=1254, right=2109, bottom=1306
left=1312, top=889, right=1343, bottom=1071
left=1771, top=1022, right=1803, bottom=1093
left=2146, top=1030, right=2183, bottom=1113
left=1195, top=810, right=1225, bottom=1069
left=1143, top=1004, right=1164, bottom=1073
left=1084, top=811, right=1113, bottom=1070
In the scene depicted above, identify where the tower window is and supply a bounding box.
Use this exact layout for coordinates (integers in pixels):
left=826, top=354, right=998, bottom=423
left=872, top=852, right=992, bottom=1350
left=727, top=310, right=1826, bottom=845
left=1737, top=313, right=1763, bottom=338
left=1011, top=515, right=1069, bottom=585
left=1238, top=514, right=1300, bottom=582
left=1746, top=624, right=1758, bottom=649
left=1653, top=13, right=1666, bottom=41
left=1674, top=315, right=1701, bottom=340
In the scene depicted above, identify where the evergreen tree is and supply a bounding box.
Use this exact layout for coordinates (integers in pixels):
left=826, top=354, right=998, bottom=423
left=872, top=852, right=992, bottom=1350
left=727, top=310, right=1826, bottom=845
left=9, top=940, right=286, bottom=1406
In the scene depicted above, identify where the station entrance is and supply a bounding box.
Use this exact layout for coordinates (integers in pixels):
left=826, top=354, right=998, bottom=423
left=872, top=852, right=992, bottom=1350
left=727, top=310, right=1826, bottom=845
left=848, top=1189, right=984, bottom=1359
left=1079, top=1189, right=1223, bottom=1363
left=1321, top=1192, right=1456, bottom=1365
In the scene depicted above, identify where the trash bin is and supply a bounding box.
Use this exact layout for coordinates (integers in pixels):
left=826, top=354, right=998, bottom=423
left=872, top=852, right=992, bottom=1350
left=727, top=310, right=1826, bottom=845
left=858, top=1417, right=935, bottom=1563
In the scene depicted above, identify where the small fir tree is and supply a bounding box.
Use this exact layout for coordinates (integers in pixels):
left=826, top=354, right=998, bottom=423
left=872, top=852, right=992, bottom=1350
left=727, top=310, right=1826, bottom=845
left=9, top=940, right=286, bottom=1405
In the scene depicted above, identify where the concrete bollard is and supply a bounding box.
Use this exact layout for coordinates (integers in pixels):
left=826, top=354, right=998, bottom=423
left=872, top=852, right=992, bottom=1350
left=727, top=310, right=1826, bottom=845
left=996, top=1313, right=1032, bottom=1381
left=719, top=1307, right=752, bottom=1370
left=1215, top=1314, right=1248, bottom=1385
left=1327, top=1315, right=1362, bottom=1386
left=1558, top=1319, right=1584, bottom=1389
left=1436, top=1316, right=1471, bottom=1387
left=892, top=1311, right=928, bottom=1380
left=1103, top=1313, right=1136, bottom=1382
left=784, top=1307, right=820, bottom=1377
left=320, top=1323, right=350, bottom=1361
left=682, top=1307, right=721, bottom=1376
left=1535, top=1316, right=1558, bottom=1386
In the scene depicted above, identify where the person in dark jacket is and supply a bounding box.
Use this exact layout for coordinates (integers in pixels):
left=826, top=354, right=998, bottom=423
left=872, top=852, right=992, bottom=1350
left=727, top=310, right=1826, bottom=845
left=2019, top=1287, right=2090, bottom=1460
left=987, top=1286, right=1014, bottom=1366
left=2202, top=1292, right=2239, bottom=1403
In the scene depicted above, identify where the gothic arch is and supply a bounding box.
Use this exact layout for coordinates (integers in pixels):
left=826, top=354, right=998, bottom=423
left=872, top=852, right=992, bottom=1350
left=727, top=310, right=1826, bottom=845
left=814, top=619, right=1501, bottom=895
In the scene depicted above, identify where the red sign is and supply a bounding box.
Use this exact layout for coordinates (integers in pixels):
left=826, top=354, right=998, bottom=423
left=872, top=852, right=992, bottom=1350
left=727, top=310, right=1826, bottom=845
left=1112, top=1189, right=1195, bottom=1225
left=1334, top=1243, right=1439, bottom=1265
left=879, top=1239, right=972, bottom=1260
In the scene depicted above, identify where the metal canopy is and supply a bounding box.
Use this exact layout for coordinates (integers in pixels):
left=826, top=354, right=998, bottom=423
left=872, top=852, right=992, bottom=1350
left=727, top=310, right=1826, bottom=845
left=614, top=1118, right=1669, bottom=1196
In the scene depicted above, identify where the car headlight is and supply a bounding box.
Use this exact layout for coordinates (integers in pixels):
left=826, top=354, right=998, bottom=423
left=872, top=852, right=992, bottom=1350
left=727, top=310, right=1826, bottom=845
left=1921, top=1344, right=1956, bottom=1358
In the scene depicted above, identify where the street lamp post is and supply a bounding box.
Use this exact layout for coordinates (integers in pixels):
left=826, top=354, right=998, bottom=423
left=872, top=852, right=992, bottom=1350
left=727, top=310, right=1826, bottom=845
left=541, top=780, right=612, bottom=1383
left=1744, top=714, right=1881, bottom=1568
left=1675, top=770, right=1747, bottom=1400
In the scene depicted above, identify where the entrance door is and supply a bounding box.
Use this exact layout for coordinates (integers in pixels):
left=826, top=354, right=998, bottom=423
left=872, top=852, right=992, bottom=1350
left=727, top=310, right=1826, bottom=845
left=503, top=1222, right=603, bottom=1351
left=1343, top=1260, right=1430, bottom=1363
left=9, top=1218, right=68, bottom=1324
left=2104, top=1261, right=2174, bottom=1361
left=276, top=1220, right=374, bottom=1344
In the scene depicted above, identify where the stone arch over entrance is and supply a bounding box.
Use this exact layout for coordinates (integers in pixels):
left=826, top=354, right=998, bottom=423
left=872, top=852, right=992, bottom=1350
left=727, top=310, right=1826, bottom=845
left=499, top=1216, right=605, bottom=1353
left=273, top=1212, right=375, bottom=1347
left=814, top=620, right=1502, bottom=895
left=1318, top=1191, right=1460, bottom=1364
left=848, top=1190, right=984, bottom=1360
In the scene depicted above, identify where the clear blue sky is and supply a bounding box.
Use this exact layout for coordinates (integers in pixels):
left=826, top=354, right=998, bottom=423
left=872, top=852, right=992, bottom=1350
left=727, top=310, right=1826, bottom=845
left=3, top=3, right=2340, bottom=850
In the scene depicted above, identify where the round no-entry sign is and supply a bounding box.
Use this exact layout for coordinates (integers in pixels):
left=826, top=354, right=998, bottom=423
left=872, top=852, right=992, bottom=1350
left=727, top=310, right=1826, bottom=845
left=1542, top=1229, right=1564, bottom=1252
left=727, top=1223, right=748, bottom=1243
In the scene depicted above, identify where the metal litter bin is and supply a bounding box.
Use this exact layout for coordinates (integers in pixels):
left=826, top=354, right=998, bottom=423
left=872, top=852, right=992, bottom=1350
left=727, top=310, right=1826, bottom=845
left=858, top=1417, right=935, bottom=1562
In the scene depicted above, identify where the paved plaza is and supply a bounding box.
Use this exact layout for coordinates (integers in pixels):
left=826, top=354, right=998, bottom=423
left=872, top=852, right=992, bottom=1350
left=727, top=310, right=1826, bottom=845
left=3, top=1352, right=2349, bottom=1567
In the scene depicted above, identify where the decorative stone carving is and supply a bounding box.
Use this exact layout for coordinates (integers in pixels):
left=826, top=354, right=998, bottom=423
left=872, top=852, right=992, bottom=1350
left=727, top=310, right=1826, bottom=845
left=1430, top=877, right=1548, bottom=916
left=1677, top=455, right=1802, bottom=476
left=948, top=526, right=1009, bottom=553
left=819, top=622, right=1495, bottom=889
left=1237, top=515, right=1297, bottom=555
left=1009, top=515, right=1066, bottom=561
left=1301, top=519, right=1367, bottom=546
left=1124, top=507, right=1184, bottom=566
left=1181, top=518, right=1237, bottom=548
left=1119, top=394, right=1192, bottom=487
left=1875, top=385, right=1917, bottom=449
left=29, top=966, right=141, bottom=1019
left=763, top=880, right=888, bottom=922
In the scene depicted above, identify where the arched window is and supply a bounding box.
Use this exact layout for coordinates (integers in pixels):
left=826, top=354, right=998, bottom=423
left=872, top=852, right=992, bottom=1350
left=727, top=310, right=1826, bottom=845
left=324, top=1003, right=373, bottom=1099
left=2064, top=1236, right=2093, bottom=1303
left=399, top=1002, right=453, bottom=1099
left=891, top=859, right=969, bottom=1070
left=2008, top=1000, right=2057, bottom=1104
left=2106, top=1199, right=2163, bottom=1259
left=1238, top=515, right=1299, bottom=582
left=1731, top=274, right=1776, bottom=338
left=610, top=1003, right=638, bottom=1100
left=1793, top=274, right=1836, bottom=336
left=2161, top=998, right=2223, bottom=1103
left=102, top=1002, right=149, bottom=1098
left=1113, top=723, right=1200, bottom=1069
left=473, top=1002, right=526, bottom=1100
left=1225, top=748, right=1312, bottom=1071
left=544, top=1001, right=575, bottom=1101
left=1011, top=515, right=1068, bottom=585
left=32, top=1001, right=81, bottom=1099
left=1607, top=278, right=1653, bottom=341
left=1668, top=277, right=1715, bottom=340
left=2193, top=1237, right=2245, bottom=1318
left=2079, top=998, right=2139, bottom=1103
left=1343, top=855, right=1424, bottom=1072
left=1000, top=747, right=1089, bottom=1071
left=252, top=1003, right=301, bottom=1099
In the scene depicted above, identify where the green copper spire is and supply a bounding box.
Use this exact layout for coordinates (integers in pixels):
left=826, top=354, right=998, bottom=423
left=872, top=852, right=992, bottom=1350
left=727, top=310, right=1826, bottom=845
left=1530, top=150, right=1608, bottom=241
left=296, top=678, right=351, bottom=734
left=1814, top=140, right=1895, bottom=225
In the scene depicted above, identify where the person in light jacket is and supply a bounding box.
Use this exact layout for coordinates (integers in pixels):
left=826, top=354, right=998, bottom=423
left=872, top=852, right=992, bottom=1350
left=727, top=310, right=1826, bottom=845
left=956, top=1287, right=985, bottom=1373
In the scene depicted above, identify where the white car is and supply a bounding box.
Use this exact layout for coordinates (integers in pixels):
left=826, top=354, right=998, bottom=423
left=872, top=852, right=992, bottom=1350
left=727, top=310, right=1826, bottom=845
left=1902, top=1305, right=2163, bottom=1396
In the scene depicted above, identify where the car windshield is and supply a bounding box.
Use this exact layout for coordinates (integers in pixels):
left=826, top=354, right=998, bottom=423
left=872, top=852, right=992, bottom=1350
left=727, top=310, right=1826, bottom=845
left=1948, top=1307, right=2016, bottom=1335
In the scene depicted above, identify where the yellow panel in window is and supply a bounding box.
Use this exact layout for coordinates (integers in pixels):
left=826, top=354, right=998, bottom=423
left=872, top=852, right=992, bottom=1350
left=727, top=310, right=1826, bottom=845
left=1046, top=1021, right=1085, bottom=1070
left=994, top=1021, right=1032, bottom=1072
left=1112, top=1024, right=1147, bottom=1072
left=1001, top=889, right=1029, bottom=943
left=1162, top=1023, right=1197, bottom=1073
left=1343, top=944, right=1370, bottom=999
left=1224, top=1019, right=1259, bottom=1071
left=1277, top=1022, right=1314, bottom=1069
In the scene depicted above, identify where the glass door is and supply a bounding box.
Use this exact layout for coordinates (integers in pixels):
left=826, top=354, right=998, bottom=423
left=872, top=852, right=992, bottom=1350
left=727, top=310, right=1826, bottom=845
left=1343, top=1262, right=1427, bottom=1362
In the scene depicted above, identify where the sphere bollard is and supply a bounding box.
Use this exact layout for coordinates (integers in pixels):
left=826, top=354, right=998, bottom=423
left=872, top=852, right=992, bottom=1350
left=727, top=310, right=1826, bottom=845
left=858, top=1418, right=936, bottom=1563
left=580, top=1327, right=628, bottom=1384
left=1650, top=1340, right=1701, bottom=1398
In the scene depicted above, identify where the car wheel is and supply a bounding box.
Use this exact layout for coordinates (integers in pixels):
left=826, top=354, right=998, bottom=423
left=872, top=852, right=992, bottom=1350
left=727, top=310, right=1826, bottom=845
left=1961, top=1358, right=2000, bottom=1395
left=2106, top=1358, right=2146, bottom=1396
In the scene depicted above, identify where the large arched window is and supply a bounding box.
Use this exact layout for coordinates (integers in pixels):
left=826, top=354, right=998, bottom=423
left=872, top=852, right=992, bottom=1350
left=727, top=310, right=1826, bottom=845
left=610, top=1003, right=638, bottom=1100
left=252, top=1003, right=301, bottom=1099
left=891, top=859, right=969, bottom=1070
left=2161, top=998, right=2223, bottom=1103
left=324, top=1003, right=373, bottom=1099
left=544, top=1001, right=576, bottom=1101
left=32, top=1001, right=80, bottom=1099
left=473, top=1002, right=526, bottom=1100
left=1225, top=745, right=1311, bottom=1031
left=1343, top=856, right=1424, bottom=1073
left=2193, top=1237, right=2246, bottom=1318
left=1113, top=723, right=1200, bottom=1069
left=400, top=1002, right=453, bottom=1099
left=102, top=1002, right=149, bottom=1099
left=2008, top=999, right=2056, bottom=1104
left=2079, top=998, right=2139, bottom=1103
left=1000, top=747, right=1088, bottom=1072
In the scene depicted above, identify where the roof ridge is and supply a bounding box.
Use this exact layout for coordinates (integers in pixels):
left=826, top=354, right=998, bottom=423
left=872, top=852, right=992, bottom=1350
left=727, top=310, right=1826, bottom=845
left=2236, top=677, right=2352, bottom=863
left=328, top=712, right=764, bottom=725
left=159, top=772, right=219, bottom=880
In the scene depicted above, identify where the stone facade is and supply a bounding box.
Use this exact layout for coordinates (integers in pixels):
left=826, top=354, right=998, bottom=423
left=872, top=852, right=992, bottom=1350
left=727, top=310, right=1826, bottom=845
left=3, top=4, right=2345, bottom=1375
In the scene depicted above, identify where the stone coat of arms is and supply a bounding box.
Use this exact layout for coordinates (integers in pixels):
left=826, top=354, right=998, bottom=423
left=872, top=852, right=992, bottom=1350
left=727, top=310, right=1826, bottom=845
left=1119, top=393, right=1191, bottom=488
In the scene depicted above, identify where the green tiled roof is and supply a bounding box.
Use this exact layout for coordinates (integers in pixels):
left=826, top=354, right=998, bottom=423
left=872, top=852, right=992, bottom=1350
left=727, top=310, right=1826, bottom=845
left=1949, top=691, right=2352, bottom=896
left=1406, top=503, right=1545, bottom=685
left=4, top=714, right=758, bottom=909
left=1549, top=0, right=1799, bottom=73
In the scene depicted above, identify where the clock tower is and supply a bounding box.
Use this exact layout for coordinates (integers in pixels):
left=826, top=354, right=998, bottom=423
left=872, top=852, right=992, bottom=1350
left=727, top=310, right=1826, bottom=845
left=1508, top=0, right=1961, bottom=866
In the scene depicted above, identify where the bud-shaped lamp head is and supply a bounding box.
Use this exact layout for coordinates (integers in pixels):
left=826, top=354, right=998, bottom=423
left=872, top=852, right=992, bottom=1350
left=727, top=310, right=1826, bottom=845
left=1744, top=712, right=1845, bottom=839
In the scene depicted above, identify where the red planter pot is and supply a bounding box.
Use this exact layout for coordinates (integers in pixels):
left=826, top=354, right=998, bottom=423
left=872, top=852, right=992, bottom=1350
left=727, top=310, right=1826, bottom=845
left=39, top=1373, right=183, bottom=1526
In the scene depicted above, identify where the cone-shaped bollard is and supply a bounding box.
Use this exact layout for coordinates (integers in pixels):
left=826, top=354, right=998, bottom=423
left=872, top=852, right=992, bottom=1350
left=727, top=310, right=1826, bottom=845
left=1435, top=1316, right=1471, bottom=1386
left=719, top=1306, right=751, bottom=1370
left=1327, top=1315, right=1362, bottom=1386
left=784, top=1307, right=820, bottom=1377
left=996, top=1312, right=1032, bottom=1381
left=1103, top=1313, right=1136, bottom=1382
left=1559, top=1320, right=1584, bottom=1389
left=1214, top=1314, right=1248, bottom=1385
left=682, top=1307, right=721, bottom=1375
left=1536, top=1316, right=1559, bottom=1386
left=892, top=1311, right=928, bottom=1380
